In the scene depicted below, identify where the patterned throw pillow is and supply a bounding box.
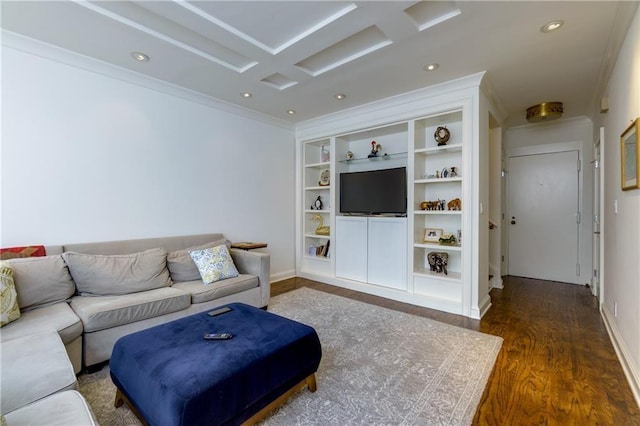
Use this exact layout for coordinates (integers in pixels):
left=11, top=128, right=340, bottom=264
left=189, top=245, right=239, bottom=285
left=0, top=261, right=21, bottom=327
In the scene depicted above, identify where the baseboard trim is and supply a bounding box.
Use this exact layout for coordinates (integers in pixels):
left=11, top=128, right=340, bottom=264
left=270, top=270, right=296, bottom=283
left=601, top=305, right=640, bottom=407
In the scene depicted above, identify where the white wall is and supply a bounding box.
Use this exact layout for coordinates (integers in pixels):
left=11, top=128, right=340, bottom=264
left=593, top=5, right=640, bottom=403
left=488, top=127, right=502, bottom=289
left=0, top=38, right=296, bottom=280
left=504, top=117, right=594, bottom=286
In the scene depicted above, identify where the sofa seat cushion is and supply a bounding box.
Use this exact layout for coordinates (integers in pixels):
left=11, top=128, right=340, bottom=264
left=0, top=302, right=82, bottom=345
left=1, top=331, right=78, bottom=414
left=70, top=287, right=190, bottom=332
left=3, top=390, right=97, bottom=426
left=172, top=274, right=258, bottom=304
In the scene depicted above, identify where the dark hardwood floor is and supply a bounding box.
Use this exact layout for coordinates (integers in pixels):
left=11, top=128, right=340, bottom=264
left=272, top=276, right=640, bottom=425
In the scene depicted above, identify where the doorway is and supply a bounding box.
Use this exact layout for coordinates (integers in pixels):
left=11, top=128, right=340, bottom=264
left=507, top=149, right=580, bottom=284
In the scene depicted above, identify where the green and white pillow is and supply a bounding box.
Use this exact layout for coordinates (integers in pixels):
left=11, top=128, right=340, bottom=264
left=189, top=245, right=239, bottom=285
left=1, top=261, right=21, bottom=327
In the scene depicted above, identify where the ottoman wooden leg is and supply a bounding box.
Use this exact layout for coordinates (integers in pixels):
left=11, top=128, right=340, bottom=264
left=242, top=373, right=318, bottom=425
left=306, top=373, right=317, bottom=392
left=114, top=389, right=124, bottom=408
left=115, top=388, right=149, bottom=426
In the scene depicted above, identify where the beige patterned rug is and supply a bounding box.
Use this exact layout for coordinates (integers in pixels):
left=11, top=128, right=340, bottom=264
left=78, top=287, right=502, bottom=425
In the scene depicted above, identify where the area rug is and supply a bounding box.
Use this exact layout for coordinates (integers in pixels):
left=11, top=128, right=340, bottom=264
left=78, top=287, right=502, bottom=425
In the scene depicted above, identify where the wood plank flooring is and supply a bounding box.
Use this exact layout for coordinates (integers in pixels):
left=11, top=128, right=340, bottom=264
left=271, top=275, right=640, bottom=425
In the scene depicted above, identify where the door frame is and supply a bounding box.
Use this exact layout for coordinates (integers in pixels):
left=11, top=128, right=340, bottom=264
left=595, top=127, right=605, bottom=306
left=504, top=141, right=585, bottom=283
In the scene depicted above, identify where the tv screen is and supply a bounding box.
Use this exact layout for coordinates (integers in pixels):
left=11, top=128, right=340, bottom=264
left=340, top=167, right=407, bottom=215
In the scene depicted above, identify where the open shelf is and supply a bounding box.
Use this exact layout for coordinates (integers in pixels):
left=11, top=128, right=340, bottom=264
left=414, top=268, right=462, bottom=282
left=337, top=151, right=407, bottom=164
left=414, top=242, right=462, bottom=251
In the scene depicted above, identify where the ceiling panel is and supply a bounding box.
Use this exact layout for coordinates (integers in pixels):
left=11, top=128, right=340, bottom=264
left=1, top=1, right=636, bottom=125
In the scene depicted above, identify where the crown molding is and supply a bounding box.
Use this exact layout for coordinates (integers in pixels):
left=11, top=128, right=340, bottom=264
left=1, top=30, right=294, bottom=131
left=295, top=72, right=486, bottom=141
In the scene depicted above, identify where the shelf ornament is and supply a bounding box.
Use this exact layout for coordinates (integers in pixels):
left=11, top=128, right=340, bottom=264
left=368, top=141, right=382, bottom=158
left=434, top=126, right=450, bottom=146
left=312, top=214, right=330, bottom=236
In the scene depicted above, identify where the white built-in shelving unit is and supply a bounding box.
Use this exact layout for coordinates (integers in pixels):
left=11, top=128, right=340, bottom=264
left=296, top=73, right=494, bottom=319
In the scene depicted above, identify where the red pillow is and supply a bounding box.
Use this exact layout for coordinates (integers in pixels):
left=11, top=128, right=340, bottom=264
left=0, top=245, right=46, bottom=260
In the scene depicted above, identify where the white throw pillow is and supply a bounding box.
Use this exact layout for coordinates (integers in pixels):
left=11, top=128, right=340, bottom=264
left=189, top=245, right=239, bottom=285
left=0, top=261, right=21, bottom=326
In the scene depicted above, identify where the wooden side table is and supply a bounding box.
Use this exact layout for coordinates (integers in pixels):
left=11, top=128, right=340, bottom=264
left=231, top=242, right=268, bottom=250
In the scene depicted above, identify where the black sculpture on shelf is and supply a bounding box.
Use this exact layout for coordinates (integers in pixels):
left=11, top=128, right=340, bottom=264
left=311, top=195, right=323, bottom=210
left=427, top=252, right=449, bottom=275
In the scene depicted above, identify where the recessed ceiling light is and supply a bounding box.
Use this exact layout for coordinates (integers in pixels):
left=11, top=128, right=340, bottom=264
left=334, top=94, right=347, bottom=100
left=287, top=110, right=296, bottom=115
left=424, top=63, right=439, bottom=71
left=241, top=92, right=252, bottom=98
left=540, top=20, right=564, bottom=33
left=131, top=52, right=149, bottom=62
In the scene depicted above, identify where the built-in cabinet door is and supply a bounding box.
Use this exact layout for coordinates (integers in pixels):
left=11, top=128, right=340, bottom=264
left=335, top=216, right=368, bottom=281
left=368, top=218, right=407, bottom=290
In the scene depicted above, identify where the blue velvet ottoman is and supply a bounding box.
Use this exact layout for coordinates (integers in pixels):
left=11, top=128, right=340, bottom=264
left=110, top=303, right=322, bottom=426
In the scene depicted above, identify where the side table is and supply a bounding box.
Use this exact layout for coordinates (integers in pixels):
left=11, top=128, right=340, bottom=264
left=231, top=242, right=268, bottom=250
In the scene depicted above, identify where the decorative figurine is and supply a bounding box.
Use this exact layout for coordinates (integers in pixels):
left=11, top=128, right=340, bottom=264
left=368, top=141, right=382, bottom=158
left=321, top=146, right=330, bottom=162
left=427, top=252, right=449, bottom=275
left=314, top=196, right=323, bottom=210
left=318, top=169, right=330, bottom=186
left=346, top=151, right=354, bottom=160
left=447, top=198, right=462, bottom=211
left=312, top=214, right=330, bottom=235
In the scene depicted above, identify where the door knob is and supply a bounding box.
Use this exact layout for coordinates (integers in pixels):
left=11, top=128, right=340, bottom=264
left=510, top=216, right=516, bottom=225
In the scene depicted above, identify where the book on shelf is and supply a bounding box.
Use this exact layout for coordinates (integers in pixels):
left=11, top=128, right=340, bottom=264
left=309, top=240, right=330, bottom=257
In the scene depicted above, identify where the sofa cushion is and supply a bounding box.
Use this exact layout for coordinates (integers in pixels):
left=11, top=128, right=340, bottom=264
left=0, top=262, right=21, bottom=326
left=189, top=245, right=239, bottom=284
left=3, top=390, right=97, bottom=426
left=6, top=256, right=76, bottom=311
left=70, top=287, right=191, bottom=332
left=0, top=331, right=78, bottom=414
left=62, top=248, right=172, bottom=296
left=172, top=274, right=259, bottom=304
left=0, top=302, right=82, bottom=345
left=167, top=239, right=230, bottom=282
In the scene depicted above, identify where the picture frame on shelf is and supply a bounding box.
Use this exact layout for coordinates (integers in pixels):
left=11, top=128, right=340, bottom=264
left=621, top=118, right=639, bottom=190
left=423, top=228, right=443, bottom=243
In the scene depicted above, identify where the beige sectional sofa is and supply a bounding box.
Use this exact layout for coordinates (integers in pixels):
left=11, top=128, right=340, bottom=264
left=2, top=233, right=270, bottom=372
left=1, top=233, right=270, bottom=424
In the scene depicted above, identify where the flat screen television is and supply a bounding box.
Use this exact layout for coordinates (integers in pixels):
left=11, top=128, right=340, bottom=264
left=339, top=167, right=407, bottom=215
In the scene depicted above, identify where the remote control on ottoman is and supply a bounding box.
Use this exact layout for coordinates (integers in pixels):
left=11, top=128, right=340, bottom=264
left=110, top=303, right=322, bottom=426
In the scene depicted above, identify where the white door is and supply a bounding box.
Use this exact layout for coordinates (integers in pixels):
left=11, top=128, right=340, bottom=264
left=507, top=150, right=580, bottom=283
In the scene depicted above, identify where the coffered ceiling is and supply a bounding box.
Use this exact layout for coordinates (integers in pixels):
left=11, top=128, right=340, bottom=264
left=1, top=1, right=637, bottom=126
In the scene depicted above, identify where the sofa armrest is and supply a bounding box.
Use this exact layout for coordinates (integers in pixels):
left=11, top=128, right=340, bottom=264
left=229, top=249, right=270, bottom=307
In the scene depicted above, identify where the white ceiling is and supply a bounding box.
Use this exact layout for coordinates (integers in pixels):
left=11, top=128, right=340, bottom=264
left=1, top=1, right=637, bottom=126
